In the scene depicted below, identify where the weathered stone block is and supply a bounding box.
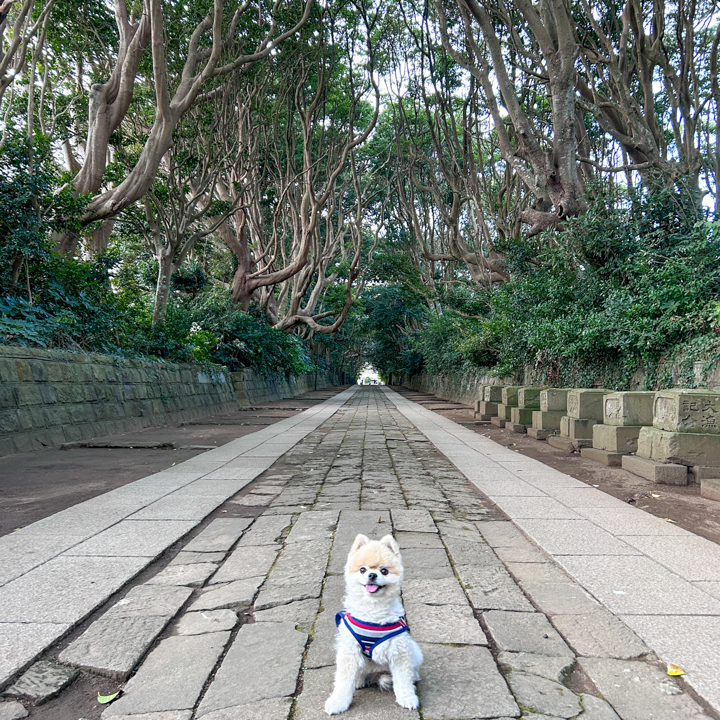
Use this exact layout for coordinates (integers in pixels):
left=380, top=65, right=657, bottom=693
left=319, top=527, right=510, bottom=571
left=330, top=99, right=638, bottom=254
left=692, top=466, right=720, bottom=480
left=654, top=389, right=720, bottom=434
left=479, top=401, right=498, bottom=416
left=484, top=385, right=502, bottom=403
left=540, top=388, right=568, bottom=412
left=527, top=427, right=555, bottom=440
left=490, top=416, right=506, bottom=428
left=15, top=386, right=43, bottom=407
left=548, top=435, right=574, bottom=452
left=0, top=358, right=19, bottom=383
left=701, top=478, right=720, bottom=501
left=580, top=447, right=624, bottom=466
left=518, top=386, right=545, bottom=408
left=621, top=454, right=688, bottom=485
left=603, top=391, right=655, bottom=426
left=510, top=407, right=534, bottom=425
left=638, top=426, right=720, bottom=466
left=560, top=416, right=597, bottom=439
left=566, top=389, right=607, bottom=420
left=593, top=424, right=641, bottom=453
left=509, top=422, right=527, bottom=433
left=496, top=404, right=511, bottom=420
left=532, top=410, right=565, bottom=430
left=501, top=386, right=521, bottom=405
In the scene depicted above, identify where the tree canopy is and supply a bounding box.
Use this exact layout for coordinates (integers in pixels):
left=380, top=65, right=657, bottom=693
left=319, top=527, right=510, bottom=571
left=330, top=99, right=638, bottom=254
left=2, top=0, right=720, bottom=387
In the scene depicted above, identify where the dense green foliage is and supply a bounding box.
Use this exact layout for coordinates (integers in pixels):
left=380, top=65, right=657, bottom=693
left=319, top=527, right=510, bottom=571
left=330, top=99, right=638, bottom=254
left=365, top=185, right=720, bottom=389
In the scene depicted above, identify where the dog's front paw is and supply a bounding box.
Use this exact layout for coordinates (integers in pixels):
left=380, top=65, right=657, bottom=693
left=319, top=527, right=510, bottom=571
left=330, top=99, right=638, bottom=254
left=395, top=690, right=420, bottom=710
left=325, top=693, right=352, bottom=715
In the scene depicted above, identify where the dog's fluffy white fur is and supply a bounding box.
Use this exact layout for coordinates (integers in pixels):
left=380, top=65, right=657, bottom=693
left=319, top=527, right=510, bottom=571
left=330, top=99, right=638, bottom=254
left=324, top=533, right=423, bottom=715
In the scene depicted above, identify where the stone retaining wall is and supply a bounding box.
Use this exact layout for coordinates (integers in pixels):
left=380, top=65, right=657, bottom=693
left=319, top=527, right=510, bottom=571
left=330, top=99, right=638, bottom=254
left=231, top=369, right=338, bottom=405
left=400, top=371, right=507, bottom=405
left=0, top=346, right=241, bottom=457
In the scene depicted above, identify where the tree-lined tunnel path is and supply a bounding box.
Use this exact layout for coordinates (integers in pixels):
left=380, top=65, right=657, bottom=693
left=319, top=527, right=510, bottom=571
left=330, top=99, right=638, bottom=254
left=1, top=387, right=718, bottom=719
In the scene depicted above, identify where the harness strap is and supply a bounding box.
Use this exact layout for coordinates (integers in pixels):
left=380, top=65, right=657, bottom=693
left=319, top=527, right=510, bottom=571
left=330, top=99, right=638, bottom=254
left=335, top=611, right=410, bottom=660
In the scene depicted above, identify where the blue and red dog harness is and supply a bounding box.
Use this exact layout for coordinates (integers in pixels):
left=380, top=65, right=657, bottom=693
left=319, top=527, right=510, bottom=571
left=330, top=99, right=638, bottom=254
left=335, top=611, right=409, bottom=659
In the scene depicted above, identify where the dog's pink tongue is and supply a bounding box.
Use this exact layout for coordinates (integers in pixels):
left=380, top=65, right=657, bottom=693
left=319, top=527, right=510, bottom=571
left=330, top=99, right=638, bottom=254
left=365, top=584, right=379, bottom=593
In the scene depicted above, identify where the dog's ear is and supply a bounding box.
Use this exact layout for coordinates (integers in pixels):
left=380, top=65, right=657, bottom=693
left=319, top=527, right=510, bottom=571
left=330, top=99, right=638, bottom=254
left=350, top=534, right=370, bottom=553
left=380, top=535, right=400, bottom=555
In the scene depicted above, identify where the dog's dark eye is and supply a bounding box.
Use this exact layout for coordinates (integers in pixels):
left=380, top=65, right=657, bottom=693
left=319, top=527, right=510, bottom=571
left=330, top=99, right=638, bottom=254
left=380, top=568, right=389, bottom=575
left=359, top=567, right=366, bottom=574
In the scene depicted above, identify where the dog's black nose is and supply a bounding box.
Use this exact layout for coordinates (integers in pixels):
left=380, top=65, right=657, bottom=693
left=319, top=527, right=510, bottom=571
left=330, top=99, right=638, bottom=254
left=367, top=572, right=377, bottom=582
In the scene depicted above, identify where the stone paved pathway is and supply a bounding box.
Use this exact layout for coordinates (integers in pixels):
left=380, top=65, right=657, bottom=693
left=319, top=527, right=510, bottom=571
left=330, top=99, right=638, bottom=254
left=2, top=387, right=719, bottom=719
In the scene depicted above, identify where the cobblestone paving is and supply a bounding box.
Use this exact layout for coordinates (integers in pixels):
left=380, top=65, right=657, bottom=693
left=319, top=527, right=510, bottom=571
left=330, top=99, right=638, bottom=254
left=5, top=388, right=715, bottom=720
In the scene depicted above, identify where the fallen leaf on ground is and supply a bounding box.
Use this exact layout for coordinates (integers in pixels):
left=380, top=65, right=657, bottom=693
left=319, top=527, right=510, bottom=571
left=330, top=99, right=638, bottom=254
left=652, top=494, right=661, bottom=498
left=667, top=663, right=685, bottom=676
left=98, top=690, right=121, bottom=704
left=664, top=518, right=678, bottom=524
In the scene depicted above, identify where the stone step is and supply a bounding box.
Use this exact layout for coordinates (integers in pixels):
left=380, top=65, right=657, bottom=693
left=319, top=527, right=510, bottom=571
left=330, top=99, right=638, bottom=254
left=621, top=454, right=688, bottom=485
left=580, top=446, right=626, bottom=467
left=547, top=435, right=574, bottom=452
left=527, top=427, right=555, bottom=440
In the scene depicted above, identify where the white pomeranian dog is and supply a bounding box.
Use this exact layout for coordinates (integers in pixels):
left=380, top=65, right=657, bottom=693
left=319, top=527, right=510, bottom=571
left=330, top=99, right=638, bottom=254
left=324, top=533, right=423, bottom=715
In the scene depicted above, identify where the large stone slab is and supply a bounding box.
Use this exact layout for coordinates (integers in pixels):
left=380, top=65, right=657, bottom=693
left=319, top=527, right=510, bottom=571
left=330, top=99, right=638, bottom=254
left=560, top=416, right=597, bottom=440
left=175, top=610, right=238, bottom=635
left=506, top=672, right=581, bottom=718
left=199, top=698, right=293, bottom=720
left=510, top=407, right=534, bottom=425
left=637, top=427, right=720, bottom=466
left=501, top=387, right=521, bottom=406
left=455, top=565, right=535, bottom=612
left=592, top=424, right=641, bottom=453
left=532, top=410, right=565, bottom=431
left=0, top=702, right=28, bottom=720
left=294, top=666, right=418, bottom=719
left=254, top=598, right=320, bottom=632
left=196, top=622, right=307, bottom=716
left=285, top=511, right=339, bottom=543
left=189, top=577, right=264, bottom=612
left=255, top=539, right=331, bottom=609
left=519, top=581, right=601, bottom=616
left=578, top=693, right=621, bottom=719
left=66, top=520, right=197, bottom=556
left=105, top=585, right=192, bottom=619
left=654, top=390, right=720, bottom=434
left=603, top=391, right=655, bottom=427
left=518, top=387, right=545, bottom=409
left=4, top=661, right=77, bottom=704
left=0, top=555, right=150, bottom=624
left=404, top=603, right=487, bottom=645
left=235, top=515, right=294, bottom=547
left=417, top=643, right=519, bottom=719
left=391, top=509, right=436, bottom=534
left=182, top=517, right=254, bottom=552
left=566, top=390, right=606, bottom=421
left=0, top=622, right=69, bottom=687
left=540, top=389, right=568, bottom=412
left=209, top=546, right=279, bottom=585
left=483, top=611, right=573, bottom=656
left=621, top=454, right=688, bottom=485
left=401, top=577, right=468, bottom=606
left=146, top=563, right=217, bottom=588
left=102, top=632, right=230, bottom=717
left=498, top=652, right=574, bottom=683
left=551, top=612, right=649, bottom=659
left=59, top=615, right=172, bottom=679
left=578, top=657, right=711, bottom=719
left=485, top=386, right=503, bottom=402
